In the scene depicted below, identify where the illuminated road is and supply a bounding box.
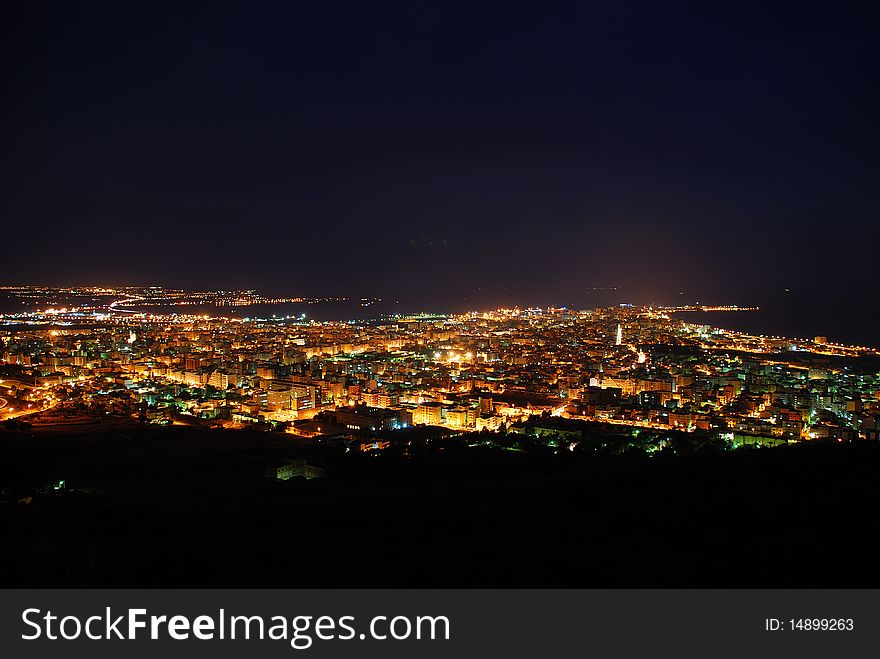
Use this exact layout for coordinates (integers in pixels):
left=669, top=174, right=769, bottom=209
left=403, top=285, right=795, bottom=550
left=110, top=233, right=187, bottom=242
left=0, top=394, right=58, bottom=420
left=108, top=293, right=145, bottom=313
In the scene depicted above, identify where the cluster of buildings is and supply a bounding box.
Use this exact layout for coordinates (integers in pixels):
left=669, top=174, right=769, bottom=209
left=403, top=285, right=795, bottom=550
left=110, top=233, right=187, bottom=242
left=2, top=303, right=879, bottom=449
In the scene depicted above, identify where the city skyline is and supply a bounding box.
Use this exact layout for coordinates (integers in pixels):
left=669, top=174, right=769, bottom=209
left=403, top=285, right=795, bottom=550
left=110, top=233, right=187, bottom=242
left=2, top=282, right=877, bottom=350
left=4, top=0, right=880, bottom=595
left=3, top=273, right=880, bottom=588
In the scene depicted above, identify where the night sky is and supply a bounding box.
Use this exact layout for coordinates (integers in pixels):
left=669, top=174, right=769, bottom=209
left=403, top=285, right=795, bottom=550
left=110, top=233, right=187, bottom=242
left=3, top=1, right=879, bottom=308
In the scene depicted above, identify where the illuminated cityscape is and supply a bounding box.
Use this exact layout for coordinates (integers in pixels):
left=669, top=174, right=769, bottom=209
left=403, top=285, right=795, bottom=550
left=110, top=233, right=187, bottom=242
left=3, top=285, right=879, bottom=450
left=4, top=1, right=880, bottom=592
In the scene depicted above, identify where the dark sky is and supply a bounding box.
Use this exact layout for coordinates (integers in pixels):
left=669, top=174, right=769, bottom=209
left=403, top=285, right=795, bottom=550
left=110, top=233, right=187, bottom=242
left=2, top=0, right=879, bottom=307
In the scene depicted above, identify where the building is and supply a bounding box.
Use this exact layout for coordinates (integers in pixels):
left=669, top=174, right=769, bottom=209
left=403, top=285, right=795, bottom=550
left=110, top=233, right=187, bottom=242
left=267, top=458, right=327, bottom=480
left=413, top=401, right=443, bottom=425
left=335, top=405, right=400, bottom=432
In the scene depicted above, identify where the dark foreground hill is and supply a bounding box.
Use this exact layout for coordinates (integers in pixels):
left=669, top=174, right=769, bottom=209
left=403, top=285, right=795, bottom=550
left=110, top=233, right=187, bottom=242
left=1, top=425, right=879, bottom=587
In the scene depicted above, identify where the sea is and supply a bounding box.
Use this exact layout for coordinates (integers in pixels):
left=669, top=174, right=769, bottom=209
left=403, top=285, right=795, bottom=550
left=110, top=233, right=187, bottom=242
left=2, top=290, right=878, bottom=348
left=670, top=292, right=880, bottom=349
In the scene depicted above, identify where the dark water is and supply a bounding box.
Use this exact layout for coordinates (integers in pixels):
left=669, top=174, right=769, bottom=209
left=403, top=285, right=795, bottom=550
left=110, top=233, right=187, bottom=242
left=126, top=300, right=419, bottom=322
left=2, top=290, right=878, bottom=347
left=0, top=295, right=421, bottom=322
left=673, top=294, right=880, bottom=348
